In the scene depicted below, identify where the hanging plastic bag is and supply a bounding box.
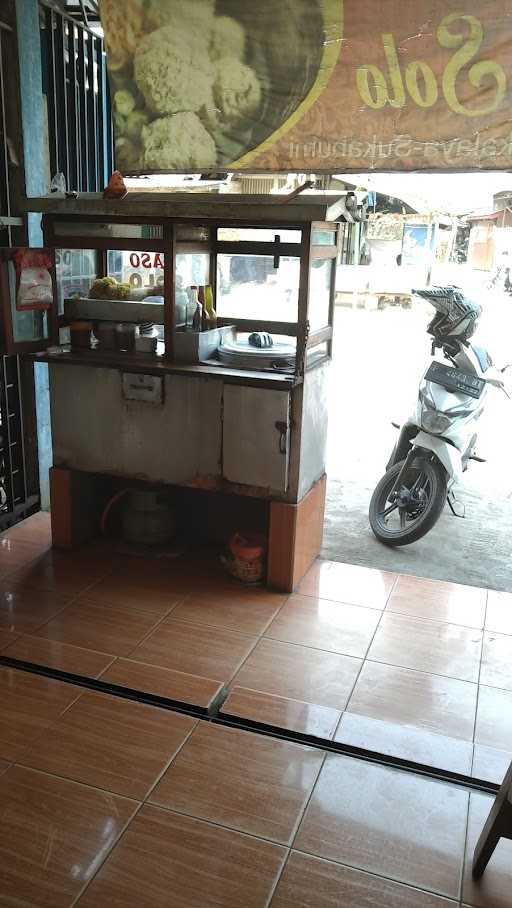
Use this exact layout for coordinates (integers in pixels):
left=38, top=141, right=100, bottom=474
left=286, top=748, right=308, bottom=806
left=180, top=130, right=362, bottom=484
left=13, top=249, right=54, bottom=311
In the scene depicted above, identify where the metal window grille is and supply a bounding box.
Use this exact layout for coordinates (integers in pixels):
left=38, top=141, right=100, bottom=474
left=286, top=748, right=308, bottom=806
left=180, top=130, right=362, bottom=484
left=0, top=18, right=39, bottom=529
left=39, top=0, right=113, bottom=193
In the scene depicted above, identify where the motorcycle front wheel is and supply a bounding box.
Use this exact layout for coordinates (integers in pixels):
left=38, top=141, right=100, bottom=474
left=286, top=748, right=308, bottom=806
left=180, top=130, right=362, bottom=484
left=369, top=456, right=447, bottom=546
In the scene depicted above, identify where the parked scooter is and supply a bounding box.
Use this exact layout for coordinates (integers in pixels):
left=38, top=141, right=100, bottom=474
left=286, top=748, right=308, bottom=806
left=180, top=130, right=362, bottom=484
left=369, top=286, right=511, bottom=546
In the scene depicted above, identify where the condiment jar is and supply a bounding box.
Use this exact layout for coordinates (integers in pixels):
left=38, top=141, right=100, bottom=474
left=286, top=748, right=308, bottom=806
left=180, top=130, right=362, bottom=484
left=70, top=321, right=92, bottom=349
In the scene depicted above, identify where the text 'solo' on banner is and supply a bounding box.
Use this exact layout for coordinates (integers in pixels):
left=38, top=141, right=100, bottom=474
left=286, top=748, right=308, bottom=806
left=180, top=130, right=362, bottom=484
left=99, top=0, right=512, bottom=173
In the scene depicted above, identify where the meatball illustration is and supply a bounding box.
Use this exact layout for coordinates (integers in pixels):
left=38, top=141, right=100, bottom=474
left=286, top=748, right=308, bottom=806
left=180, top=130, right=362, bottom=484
left=213, top=58, right=262, bottom=125
left=134, top=26, right=213, bottom=116
left=142, top=112, right=217, bottom=171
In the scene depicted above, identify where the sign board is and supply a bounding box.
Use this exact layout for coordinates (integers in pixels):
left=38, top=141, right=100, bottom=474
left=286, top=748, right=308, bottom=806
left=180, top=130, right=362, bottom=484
left=100, top=0, right=512, bottom=174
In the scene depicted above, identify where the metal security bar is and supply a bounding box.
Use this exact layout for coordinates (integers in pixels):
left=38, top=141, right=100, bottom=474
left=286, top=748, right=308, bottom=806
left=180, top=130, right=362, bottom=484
left=0, top=17, right=39, bottom=529
left=39, top=0, right=113, bottom=193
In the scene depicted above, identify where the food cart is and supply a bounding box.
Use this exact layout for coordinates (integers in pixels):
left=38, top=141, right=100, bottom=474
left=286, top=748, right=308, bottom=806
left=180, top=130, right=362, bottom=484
left=11, top=192, right=357, bottom=591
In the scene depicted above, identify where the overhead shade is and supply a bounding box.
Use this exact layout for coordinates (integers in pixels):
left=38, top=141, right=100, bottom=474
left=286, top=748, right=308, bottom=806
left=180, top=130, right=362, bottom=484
left=99, top=0, right=512, bottom=174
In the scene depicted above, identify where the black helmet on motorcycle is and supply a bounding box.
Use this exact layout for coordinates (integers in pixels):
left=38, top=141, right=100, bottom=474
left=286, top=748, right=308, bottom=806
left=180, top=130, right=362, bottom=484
left=412, top=286, right=482, bottom=343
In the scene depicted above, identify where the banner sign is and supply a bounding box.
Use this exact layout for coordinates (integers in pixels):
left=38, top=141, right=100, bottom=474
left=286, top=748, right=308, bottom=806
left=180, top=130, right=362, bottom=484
left=99, top=0, right=512, bottom=173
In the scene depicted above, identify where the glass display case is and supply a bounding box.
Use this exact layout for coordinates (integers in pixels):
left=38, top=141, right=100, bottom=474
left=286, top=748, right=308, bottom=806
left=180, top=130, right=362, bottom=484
left=25, top=198, right=347, bottom=381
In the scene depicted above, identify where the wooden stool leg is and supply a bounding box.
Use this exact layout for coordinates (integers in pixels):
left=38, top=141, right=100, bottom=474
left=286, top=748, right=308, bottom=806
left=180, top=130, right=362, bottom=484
left=473, top=761, right=512, bottom=879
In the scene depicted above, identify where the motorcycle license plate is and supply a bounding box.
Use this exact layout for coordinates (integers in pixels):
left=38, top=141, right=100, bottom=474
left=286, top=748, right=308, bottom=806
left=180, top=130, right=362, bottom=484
left=425, top=362, right=485, bottom=399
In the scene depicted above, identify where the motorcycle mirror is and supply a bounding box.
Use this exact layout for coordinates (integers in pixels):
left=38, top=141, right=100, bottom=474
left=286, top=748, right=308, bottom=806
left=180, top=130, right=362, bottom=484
left=501, top=364, right=512, bottom=373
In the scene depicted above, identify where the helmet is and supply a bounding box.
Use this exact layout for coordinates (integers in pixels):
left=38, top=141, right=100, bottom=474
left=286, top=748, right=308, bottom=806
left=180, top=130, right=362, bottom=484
left=413, top=286, right=481, bottom=343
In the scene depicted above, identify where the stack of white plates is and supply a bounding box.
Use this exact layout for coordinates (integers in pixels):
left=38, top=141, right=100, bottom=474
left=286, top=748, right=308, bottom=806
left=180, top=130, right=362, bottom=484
left=218, top=335, right=296, bottom=371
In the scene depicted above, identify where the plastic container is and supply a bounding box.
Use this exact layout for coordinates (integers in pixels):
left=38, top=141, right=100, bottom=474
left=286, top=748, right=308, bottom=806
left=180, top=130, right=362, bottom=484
left=224, top=532, right=267, bottom=584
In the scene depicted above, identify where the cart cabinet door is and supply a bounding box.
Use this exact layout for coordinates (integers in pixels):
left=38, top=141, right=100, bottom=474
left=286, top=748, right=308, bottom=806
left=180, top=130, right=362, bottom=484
left=222, top=386, right=290, bottom=492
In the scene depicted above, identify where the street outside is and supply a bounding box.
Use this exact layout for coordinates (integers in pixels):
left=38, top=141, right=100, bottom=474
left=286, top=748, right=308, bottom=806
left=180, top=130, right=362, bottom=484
left=323, top=278, right=512, bottom=591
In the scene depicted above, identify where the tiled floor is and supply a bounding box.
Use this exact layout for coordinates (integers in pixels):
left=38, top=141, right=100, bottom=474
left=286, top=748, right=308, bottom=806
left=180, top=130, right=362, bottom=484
left=1, top=514, right=512, bottom=788
left=1, top=664, right=511, bottom=907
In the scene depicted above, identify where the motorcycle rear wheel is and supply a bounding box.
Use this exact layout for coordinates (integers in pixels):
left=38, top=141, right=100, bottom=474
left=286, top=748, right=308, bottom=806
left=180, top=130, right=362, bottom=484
left=369, top=457, right=447, bottom=546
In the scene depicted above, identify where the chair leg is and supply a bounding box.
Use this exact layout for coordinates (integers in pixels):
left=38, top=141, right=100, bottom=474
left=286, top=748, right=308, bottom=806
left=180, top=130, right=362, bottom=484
left=473, top=797, right=512, bottom=879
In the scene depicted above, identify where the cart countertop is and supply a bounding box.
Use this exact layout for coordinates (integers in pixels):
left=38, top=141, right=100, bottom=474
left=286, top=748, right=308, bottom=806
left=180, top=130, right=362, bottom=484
left=30, top=348, right=301, bottom=390
left=22, top=192, right=348, bottom=223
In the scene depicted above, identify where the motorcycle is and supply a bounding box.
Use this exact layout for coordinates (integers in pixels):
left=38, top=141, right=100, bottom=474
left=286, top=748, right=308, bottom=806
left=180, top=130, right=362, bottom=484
left=369, top=286, right=511, bottom=546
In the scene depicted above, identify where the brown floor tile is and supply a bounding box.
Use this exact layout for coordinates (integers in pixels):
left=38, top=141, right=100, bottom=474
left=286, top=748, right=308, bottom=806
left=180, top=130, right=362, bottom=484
left=149, top=722, right=323, bottom=844
left=265, top=594, right=380, bottom=658
left=299, top=559, right=396, bottom=608
left=20, top=691, right=196, bottom=800
left=336, top=713, right=473, bottom=776
left=295, top=754, right=468, bottom=899
left=129, top=618, right=257, bottom=683
left=368, top=613, right=483, bottom=683
left=34, top=599, right=163, bottom=656
left=0, top=666, right=80, bottom=761
left=2, top=634, right=115, bottom=677
left=474, top=686, right=512, bottom=752
left=462, top=792, right=512, bottom=908
left=84, top=571, right=186, bottom=616
left=0, top=585, right=71, bottom=633
left=77, top=805, right=286, bottom=908
left=233, top=638, right=362, bottom=712
left=1, top=511, right=51, bottom=545
left=485, top=591, right=512, bottom=636
left=348, top=661, right=478, bottom=741
left=387, top=575, right=487, bottom=628
left=271, top=851, right=458, bottom=908
left=9, top=549, right=114, bottom=597
left=0, top=626, right=19, bottom=650
left=480, top=632, right=512, bottom=691
left=101, top=658, right=224, bottom=709
left=170, top=590, right=285, bottom=636
left=221, top=687, right=341, bottom=739
left=472, top=744, right=512, bottom=785
left=0, top=536, right=50, bottom=571
left=0, top=765, right=137, bottom=908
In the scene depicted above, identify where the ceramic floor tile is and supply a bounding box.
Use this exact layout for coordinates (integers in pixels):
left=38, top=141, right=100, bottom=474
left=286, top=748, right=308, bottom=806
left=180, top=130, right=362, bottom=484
left=9, top=550, right=114, bottom=597
left=77, top=805, right=287, bottom=908
left=129, top=618, right=257, bottom=683
left=387, top=575, right=487, bottom=628
left=101, top=658, right=224, bottom=710
left=474, top=686, right=512, bottom=752
left=170, top=590, right=285, bottom=636
left=480, top=632, right=512, bottom=691
left=295, top=754, right=468, bottom=899
left=233, top=638, right=362, bottom=712
left=2, top=634, right=115, bottom=677
left=299, top=560, right=396, bottom=608
left=0, top=536, right=50, bottom=570
left=336, top=713, right=473, bottom=775
left=485, top=591, right=512, bottom=636
left=221, top=687, right=342, bottom=739
left=0, top=585, right=71, bottom=633
left=1, top=511, right=51, bottom=545
left=21, top=690, right=196, bottom=800
left=84, top=570, right=187, bottom=616
left=0, top=765, right=137, bottom=908
left=472, top=744, right=512, bottom=785
left=265, top=594, right=381, bottom=658
left=368, top=612, right=483, bottom=683
left=0, top=626, right=19, bottom=650
left=462, top=792, right=512, bottom=908
left=347, top=661, right=478, bottom=741
left=271, top=851, right=459, bottom=908
left=149, top=722, right=324, bottom=844
left=0, top=666, right=80, bottom=761
left=33, top=599, right=163, bottom=656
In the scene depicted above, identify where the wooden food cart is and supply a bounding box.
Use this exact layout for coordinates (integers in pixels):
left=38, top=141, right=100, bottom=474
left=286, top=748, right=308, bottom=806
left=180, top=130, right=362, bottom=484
left=13, top=192, right=356, bottom=591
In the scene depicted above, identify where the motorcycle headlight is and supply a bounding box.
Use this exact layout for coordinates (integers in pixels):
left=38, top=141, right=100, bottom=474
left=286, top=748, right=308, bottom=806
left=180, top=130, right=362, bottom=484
left=421, top=410, right=451, bottom=434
